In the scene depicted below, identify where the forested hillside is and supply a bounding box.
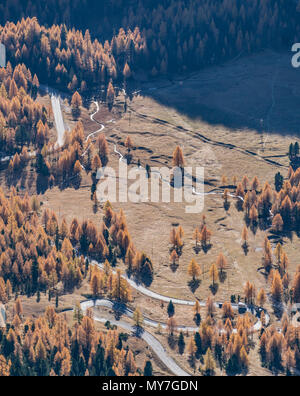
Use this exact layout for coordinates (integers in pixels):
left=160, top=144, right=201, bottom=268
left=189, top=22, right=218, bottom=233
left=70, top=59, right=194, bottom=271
left=1, top=0, right=300, bottom=379
left=0, top=0, right=299, bottom=92
left=0, top=301, right=142, bottom=376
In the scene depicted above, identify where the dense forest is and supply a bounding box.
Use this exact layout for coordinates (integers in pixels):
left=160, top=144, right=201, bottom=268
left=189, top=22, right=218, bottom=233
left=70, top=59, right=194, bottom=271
left=0, top=0, right=299, bottom=92
left=0, top=62, right=45, bottom=156
left=0, top=187, right=153, bottom=302
left=0, top=300, right=143, bottom=376
left=1, top=0, right=300, bottom=378
left=0, top=188, right=152, bottom=376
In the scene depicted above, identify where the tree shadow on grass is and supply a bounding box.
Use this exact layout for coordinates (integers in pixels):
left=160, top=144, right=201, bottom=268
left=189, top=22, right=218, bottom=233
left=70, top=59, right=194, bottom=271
left=209, top=283, right=219, bottom=295
left=250, top=222, right=258, bottom=235
left=193, top=245, right=201, bottom=255
left=219, top=271, right=227, bottom=284
left=112, top=301, right=127, bottom=321
left=188, top=356, right=196, bottom=370
left=235, top=200, right=244, bottom=212
left=224, top=201, right=231, bottom=212
left=168, top=335, right=177, bottom=350
left=194, top=313, right=201, bottom=326
left=133, top=326, right=145, bottom=338
left=202, top=243, right=212, bottom=254
left=272, top=300, right=284, bottom=320
left=170, top=263, right=179, bottom=273
left=188, top=279, right=201, bottom=293
left=140, top=272, right=153, bottom=288
left=242, top=243, right=249, bottom=256
left=244, top=215, right=251, bottom=228
left=268, top=232, right=283, bottom=244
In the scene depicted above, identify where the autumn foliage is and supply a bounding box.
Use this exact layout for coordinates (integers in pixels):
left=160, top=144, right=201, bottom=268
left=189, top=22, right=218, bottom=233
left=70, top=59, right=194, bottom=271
left=0, top=1, right=297, bottom=88
left=0, top=304, right=141, bottom=376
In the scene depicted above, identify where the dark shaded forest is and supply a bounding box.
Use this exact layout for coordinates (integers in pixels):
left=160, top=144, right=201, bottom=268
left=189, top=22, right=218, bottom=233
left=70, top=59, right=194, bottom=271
left=0, top=0, right=300, bottom=92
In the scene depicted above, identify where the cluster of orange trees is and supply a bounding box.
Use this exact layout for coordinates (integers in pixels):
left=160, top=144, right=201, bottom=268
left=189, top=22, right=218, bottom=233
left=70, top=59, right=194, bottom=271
left=0, top=300, right=142, bottom=376
left=235, top=170, right=300, bottom=232
left=232, top=172, right=300, bottom=307
left=261, top=239, right=300, bottom=306
left=32, top=118, right=110, bottom=189
left=172, top=299, right=254, bottom=375
left=0, top=62, right=45, bottom=159
left=102, top=203, right=154, bottom=284
left=90, top=264, right=131, bottom=303
left=169, top=226, right=184, bottom=256
left=193, top=216, right=212, bottom=251
left=0, top=60, right=113, bottom=189
left=260, top=314, right=300, bottom=374
left=0, top=1, right=298, bottom=86
left=0, top=18, right=140, bottom=92
left=0, top=187, right=157, bottom=376
left=0, top=188, right=86, bottom=301
left=0, top=185, right=154, bottom=303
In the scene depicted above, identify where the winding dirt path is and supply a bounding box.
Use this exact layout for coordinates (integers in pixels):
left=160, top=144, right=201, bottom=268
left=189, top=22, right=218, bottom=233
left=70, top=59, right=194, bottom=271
left=86, top=101, right=105, bottom=142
